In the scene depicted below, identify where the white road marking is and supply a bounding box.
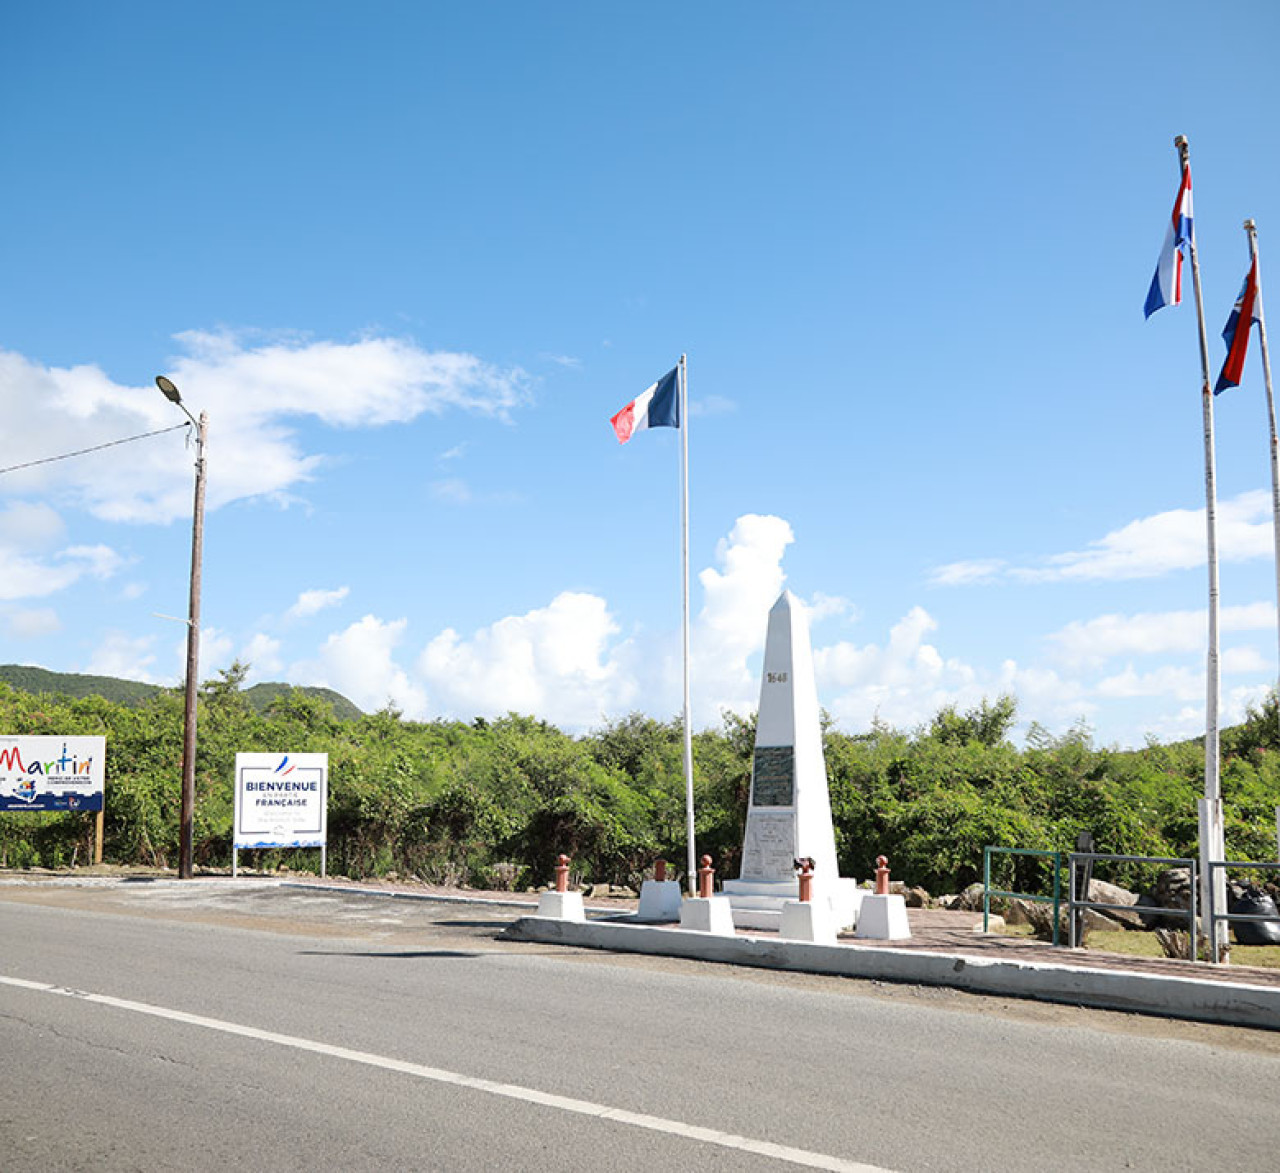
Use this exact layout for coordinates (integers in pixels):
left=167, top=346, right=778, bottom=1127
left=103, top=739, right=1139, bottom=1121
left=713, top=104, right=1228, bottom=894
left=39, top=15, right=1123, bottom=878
left=1, top=972, right=890, bottom=1172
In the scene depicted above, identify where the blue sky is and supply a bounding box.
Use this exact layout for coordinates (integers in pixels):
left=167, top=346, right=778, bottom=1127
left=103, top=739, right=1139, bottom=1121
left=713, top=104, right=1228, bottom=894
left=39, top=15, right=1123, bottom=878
left=3, top=1, right=1280, bottom=747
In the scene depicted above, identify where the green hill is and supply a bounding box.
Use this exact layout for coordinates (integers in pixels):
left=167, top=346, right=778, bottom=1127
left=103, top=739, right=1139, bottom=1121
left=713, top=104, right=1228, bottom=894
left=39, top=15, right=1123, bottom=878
left=0, top=664, right=362, bottom=720
left=242, top=681, right=363, bottom=721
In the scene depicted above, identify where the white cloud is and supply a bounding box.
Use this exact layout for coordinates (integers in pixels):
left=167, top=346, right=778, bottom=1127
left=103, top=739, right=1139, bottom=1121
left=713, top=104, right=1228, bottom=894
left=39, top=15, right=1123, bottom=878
left=83, top=631, right=158, bottom=682
left=286, top=586, right=350, bottom=621
left=196, top=627, right=236, bottom=678
left=1047, top=601, right=1276, bottom=667
left=6, top=607, right=61, bottom=638
left=932, top=490, right=1274, bottom=585
left=420, top=592, right=633, bottom=727
left=0, top=502, right=65, bottom=547
left=1096, top=664, right=1203, bottom=702
left=0, top=333, right=531, bottom=526
left=429, top=478, right=473, bottom=504
left=0, top=503, right=124, bottom=603
left=291, top=615, right=429, bottom=717
left=0, top=543, right=123, bottom=602
left=692, top=514, right=793, bottom=716
left=240, top=633, right=284, bottom=679
left=929, top=558, right=1008, bottom=587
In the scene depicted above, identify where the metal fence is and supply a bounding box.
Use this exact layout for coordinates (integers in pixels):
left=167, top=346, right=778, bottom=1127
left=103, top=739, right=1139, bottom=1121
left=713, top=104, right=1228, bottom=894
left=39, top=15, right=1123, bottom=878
left=982, top=846, right=1062, bottom=946
left=1207, top=858, right=1280, bottom=955
left=1065, top=852, right=1197, bottom=953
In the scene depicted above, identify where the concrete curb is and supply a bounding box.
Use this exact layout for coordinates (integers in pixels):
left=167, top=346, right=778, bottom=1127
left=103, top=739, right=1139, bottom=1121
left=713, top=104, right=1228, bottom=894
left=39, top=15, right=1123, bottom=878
left=503, top=914, right=1280, bottom=1031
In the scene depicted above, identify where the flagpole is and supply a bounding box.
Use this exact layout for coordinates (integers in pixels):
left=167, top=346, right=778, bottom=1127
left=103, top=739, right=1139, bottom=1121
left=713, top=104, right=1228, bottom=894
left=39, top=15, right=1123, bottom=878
left=1244, top=220, right=1280, bottom=691
left=1177, top=135, right=1228, bottom=963
left=678, top=353, right=697, bottom=895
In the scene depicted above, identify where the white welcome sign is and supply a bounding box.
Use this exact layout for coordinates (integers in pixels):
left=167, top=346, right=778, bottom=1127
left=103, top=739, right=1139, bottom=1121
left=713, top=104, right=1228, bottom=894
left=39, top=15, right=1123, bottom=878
left=233, top=752, right=328, bottom=850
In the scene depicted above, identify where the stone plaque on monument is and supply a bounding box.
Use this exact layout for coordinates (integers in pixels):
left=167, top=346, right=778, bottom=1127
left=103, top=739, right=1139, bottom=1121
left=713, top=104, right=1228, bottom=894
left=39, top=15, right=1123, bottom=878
left=751, top=745, right=795, bottom=807
left=741, top=811, right=796, bottom=880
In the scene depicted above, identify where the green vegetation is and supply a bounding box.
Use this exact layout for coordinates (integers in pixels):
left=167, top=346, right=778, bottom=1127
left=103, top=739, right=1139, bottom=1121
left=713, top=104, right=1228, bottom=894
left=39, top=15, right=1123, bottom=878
left=2, top=672, right=1278, bottom=901
left=0, top=664, right=362, bottom=721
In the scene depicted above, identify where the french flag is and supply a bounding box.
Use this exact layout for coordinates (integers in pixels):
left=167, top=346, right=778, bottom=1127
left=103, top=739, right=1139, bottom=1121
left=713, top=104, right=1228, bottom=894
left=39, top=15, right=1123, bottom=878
left=1214, top=257, right=1261, bottom=394
left=1145, top=167, right=1194, bottom=319
left=610, top=366, right=680, bottom=444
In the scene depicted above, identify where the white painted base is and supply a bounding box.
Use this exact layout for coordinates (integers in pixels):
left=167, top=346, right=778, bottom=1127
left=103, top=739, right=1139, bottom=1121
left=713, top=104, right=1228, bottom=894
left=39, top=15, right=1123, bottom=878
left=637, top=879, right=683, bottom=921
left=537, top=890, right=585, bottom=922
left=679, top=895, right=736, bottom=935
left=779, top=900, right=836, bottom=944
left=855, top=893, right=911, bottom=940
left=826, top=878, right=864, bottom=931
left=724, top=876, right=863, bottom=932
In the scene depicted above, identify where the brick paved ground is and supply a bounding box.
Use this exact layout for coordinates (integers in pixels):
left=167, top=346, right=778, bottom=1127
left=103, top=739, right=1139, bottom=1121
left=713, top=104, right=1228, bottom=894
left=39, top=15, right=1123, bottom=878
left=305, top=874, right=1280, bottom=990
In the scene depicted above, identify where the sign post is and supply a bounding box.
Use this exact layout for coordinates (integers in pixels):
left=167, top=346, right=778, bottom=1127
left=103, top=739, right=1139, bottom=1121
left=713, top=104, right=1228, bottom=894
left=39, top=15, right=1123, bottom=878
left=233, top=753, right=328, bottom=877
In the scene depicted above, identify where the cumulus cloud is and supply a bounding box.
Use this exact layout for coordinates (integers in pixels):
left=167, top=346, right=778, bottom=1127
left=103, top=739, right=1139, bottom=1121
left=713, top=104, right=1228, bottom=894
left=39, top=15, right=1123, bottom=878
left=83, top=631, right=158, bottom=682
left=0, top=544, right=123, bottom=602
left=291, top=615, right=430, bottom=717
left=240, top=633, right=284, bottom=679
left=420, top=592, right=633, bottom=728
left=0, top=333, right=531, bottom=525
left=931, top=490, right=1274, bottom=585
left=1047, top=601, right=1276, bottom=667
left=286, top=586, right=350, bottom=621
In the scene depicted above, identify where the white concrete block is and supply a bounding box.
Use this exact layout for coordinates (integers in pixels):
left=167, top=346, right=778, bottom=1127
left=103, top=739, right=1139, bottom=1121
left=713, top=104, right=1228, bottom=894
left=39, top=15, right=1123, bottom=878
left=855, top=893, right=911, bottom=940
left=637, top=879, right=683, bottom=921
left=779, top=899, right=837, bottom=944
left=537, top=890, right=585, bottom=922
left=679, top=895, right=736, bottom=935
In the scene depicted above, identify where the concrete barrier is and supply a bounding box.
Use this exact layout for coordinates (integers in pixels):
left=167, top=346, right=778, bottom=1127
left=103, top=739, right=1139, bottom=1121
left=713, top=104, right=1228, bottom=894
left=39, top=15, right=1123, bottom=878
left=502, top=915, right=1280, bottom=1031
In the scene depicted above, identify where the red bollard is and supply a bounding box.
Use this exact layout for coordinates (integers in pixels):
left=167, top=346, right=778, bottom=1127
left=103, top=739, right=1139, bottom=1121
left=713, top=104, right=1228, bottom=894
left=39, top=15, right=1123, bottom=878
left=654, top=859, right=667, bottom=883
left=698, top=854, right=715, bottom=899
left=796, top=856, right=815, bottom=903
left=875, top=855, right=890, bottom=896
left=555, top=854, right=570, bottom=893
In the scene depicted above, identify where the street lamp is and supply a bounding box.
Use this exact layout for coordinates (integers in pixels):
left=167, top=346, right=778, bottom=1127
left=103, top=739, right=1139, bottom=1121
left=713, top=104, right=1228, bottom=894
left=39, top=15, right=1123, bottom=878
left=156, top=375, right=207, bottom=880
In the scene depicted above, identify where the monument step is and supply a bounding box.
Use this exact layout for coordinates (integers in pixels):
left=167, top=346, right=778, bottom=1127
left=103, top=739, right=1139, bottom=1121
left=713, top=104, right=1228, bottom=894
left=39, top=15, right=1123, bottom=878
left=722, top=879, right=799, bottom=899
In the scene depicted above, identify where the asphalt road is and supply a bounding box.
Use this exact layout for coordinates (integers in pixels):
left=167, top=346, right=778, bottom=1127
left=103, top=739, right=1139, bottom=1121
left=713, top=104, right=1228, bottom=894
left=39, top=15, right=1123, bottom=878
left=2, top=878, right=1279, bottom=1172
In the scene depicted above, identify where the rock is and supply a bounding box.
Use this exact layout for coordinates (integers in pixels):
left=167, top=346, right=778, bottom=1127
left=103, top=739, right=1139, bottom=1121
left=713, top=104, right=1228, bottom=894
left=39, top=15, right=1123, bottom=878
left=1004, top=898, right=1034, bottom=926
left=976, top=914, right=1005, bottom=933
left=1022, top=899, right=1114, bottom=942
left=936, top=893, right=963, bottom=911
left=1084, top=879, right=1144, bottom=929
left=957, top=882, right=987, bottom=911
left=1138, top=868, right=1195, bottom=929
left=904, top=886, right=930, bottom=909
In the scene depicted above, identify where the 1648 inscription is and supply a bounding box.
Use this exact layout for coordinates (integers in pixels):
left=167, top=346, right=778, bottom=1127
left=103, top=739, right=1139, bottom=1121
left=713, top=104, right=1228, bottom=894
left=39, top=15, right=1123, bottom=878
left=751, top=745, right=795, bottom=807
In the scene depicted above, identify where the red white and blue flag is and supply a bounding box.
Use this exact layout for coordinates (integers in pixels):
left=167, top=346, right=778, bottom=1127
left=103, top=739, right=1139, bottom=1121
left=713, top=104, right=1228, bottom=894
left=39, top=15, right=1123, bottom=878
left=1214, top=257, right=1261, bottom=394
left=1145, top=167, right=1194, bottom=319
left=610, top=366, right=680, bottom=444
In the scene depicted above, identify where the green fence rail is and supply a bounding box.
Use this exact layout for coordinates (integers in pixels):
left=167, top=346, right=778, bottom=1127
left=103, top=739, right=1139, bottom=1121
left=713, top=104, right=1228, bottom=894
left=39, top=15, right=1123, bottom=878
left=983, top=846, right=1062, bottom=947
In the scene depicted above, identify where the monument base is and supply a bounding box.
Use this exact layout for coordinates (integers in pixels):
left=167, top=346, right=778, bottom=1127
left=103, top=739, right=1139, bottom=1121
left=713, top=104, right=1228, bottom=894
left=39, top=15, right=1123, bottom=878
left=537, top=890, right=585, bottom=922
left=724, top=877, right=862, bottom=932
left=679, top=895, right=736, bottom=935
left=779, top=899, right=837, bottom=944
left=855, top=893, right=910, bottom=940
left=636, top=878, right=682, bottom=921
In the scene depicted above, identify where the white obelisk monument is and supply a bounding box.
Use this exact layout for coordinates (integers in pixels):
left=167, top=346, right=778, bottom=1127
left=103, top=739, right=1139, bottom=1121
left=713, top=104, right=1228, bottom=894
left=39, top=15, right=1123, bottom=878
left=723, top=591, right=860, bottom=930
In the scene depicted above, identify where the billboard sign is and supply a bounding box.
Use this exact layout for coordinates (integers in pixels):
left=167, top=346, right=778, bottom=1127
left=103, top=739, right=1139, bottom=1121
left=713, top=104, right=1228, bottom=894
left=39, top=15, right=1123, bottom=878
left=0, top=736, right=106, bottom=812
left=233, top=752, right=328, bottom=848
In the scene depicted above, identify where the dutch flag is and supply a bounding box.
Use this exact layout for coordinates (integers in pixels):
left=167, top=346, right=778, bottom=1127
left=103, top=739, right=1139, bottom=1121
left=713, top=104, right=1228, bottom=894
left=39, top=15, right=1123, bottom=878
left=1215, top=257, right=1261, bottom=394
left=1145, top=167, right=1194, bottom=319
left=610, top=366, right=680, bottom=444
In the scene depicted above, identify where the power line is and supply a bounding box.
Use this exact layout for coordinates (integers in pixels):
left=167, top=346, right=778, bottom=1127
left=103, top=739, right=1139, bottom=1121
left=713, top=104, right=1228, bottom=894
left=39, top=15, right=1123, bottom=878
left=0, top=422, right=190, bottom=476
